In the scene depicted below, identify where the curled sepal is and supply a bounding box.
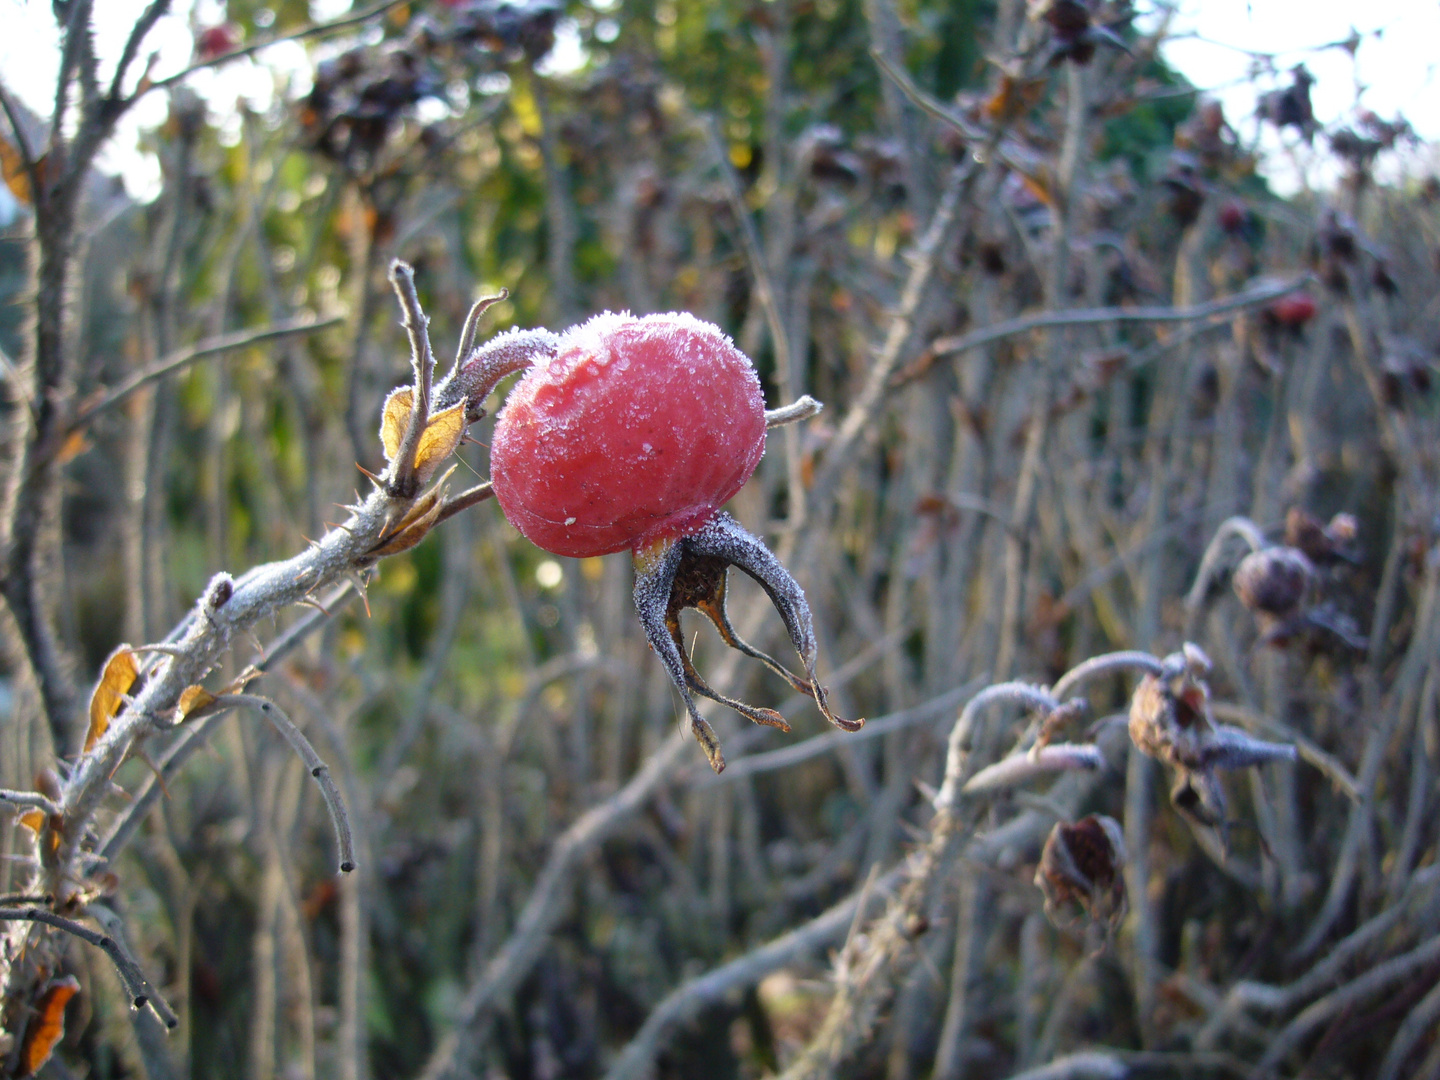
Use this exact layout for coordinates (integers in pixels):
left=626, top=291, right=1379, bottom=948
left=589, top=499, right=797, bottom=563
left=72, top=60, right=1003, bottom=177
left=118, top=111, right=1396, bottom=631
left=684, top=513, right=863, bottom=733
left=634, top=536, right=729, bottom=773
left=632, top=513, right=862, bottom=773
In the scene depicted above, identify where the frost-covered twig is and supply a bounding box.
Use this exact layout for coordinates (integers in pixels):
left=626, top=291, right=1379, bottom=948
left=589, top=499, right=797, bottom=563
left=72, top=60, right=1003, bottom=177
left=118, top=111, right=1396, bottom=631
left=602, top=865, right=902, bottom=1080
left=1184, top=515, right=1269, bottom=614
left=764, top=395, right=824, bottom=429
left=963, top=744, right=1106, bottom=795
left=934, top=683, right=1060, bottom=812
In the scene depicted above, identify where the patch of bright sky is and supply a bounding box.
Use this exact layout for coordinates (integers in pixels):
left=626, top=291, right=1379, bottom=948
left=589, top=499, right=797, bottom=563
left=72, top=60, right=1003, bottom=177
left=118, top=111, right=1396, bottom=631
left=1151, top=0, right=1440, bottom=193
left=0, top=0, right=320, bottom=202
left=0, top=0, right=1435, bottom=207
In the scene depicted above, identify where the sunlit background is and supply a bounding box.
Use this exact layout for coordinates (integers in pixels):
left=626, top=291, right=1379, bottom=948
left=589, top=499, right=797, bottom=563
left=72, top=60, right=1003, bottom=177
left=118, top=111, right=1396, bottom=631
left=1, top=0, right=1436, bottom=211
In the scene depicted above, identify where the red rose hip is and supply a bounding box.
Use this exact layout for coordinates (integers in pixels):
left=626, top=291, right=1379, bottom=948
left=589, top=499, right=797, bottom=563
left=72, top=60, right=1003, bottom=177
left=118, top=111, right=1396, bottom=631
left=490, top=312, right=766, bottom=558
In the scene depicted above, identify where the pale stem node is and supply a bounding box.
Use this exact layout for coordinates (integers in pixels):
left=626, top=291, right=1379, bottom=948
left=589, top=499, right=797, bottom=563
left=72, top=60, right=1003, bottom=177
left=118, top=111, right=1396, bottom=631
left=765, top=395, right=824, bottom=429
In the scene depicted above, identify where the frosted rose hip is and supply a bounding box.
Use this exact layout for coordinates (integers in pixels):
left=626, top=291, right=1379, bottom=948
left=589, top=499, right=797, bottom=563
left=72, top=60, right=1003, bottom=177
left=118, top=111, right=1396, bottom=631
left=489, top=312, right=766, bottom=558
left=483, top=309, right=859, bottom=773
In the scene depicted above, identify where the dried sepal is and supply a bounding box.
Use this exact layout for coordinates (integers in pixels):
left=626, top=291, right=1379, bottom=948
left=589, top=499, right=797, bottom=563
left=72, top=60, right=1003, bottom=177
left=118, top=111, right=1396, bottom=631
left=634, top=535, right=727, bottom=773
left=1035, top=815, right=1127, bottom=932
left=633, top=513, right=861, bottom=773
left=86, top=646, right=140, bottom=753
left=685, top=514, right=862, bottom=733
left=367, top=492, right=447, bottom=558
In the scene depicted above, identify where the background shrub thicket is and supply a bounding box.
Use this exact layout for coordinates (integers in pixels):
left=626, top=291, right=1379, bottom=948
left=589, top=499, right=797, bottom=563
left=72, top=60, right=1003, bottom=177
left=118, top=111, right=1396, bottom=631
left=1, top=1, right=1437, bottom=1078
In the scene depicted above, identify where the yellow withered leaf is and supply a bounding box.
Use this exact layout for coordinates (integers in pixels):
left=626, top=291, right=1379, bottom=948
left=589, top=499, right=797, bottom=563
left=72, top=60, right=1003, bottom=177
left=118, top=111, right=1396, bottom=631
left=86, top=646, right=139, bottom=753
left=18, top=809, right=45, bottom=832
left=178, top=684, right=218, bottom=720
left=412, top=400, right=466, bottom=485
left=378, top=388, right=466, bottom=485
left=379, top=386, right=413, bottom=463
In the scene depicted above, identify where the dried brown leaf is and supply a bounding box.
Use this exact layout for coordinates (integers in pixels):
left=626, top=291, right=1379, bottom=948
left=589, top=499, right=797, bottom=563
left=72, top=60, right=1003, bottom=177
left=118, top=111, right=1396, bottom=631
left=0, top=135, right=43, bottom=205
left=379, top=390, right=466, bottom=485
left=367, top=492, right=446, bottom=557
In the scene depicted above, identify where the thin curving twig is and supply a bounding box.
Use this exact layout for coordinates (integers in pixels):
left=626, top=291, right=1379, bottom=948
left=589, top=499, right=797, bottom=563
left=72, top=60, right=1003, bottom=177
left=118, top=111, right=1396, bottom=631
left=0, top=907, right=178, bottom=1028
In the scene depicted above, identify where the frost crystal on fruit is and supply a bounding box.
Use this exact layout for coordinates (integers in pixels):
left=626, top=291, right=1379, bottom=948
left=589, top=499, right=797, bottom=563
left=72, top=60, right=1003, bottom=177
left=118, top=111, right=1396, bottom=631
left=491, top=311, right=767, bottom=559
left=486, top=311, right=861, bottom=772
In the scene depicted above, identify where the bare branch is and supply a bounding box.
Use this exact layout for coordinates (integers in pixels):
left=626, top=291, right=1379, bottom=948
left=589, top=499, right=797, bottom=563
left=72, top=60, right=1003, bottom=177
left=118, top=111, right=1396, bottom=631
left=929, top=276, right=1314, bottom=360
left=1051, top=651, right=1165, bottom=702
left=0, top=790, right=60, bottom=817
left=106, top=0, right=171, bottom=102
left=211, top=694, right=356, bottom=874
left=602, top=865, right=904, bottom=1080
left=935, top=682, right=1061, bottom=812
left=139, top=0, right=409, bottom=98
left=98, top=585, right=357, bottom=865
left=66, top=314, right=345, bottom=437
left=962, top=743, right=1106, bottom=794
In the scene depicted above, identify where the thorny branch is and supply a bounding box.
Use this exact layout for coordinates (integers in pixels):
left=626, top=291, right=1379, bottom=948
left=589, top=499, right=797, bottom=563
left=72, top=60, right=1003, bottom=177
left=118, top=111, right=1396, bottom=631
left=0, top=265, right=533, bottom=1054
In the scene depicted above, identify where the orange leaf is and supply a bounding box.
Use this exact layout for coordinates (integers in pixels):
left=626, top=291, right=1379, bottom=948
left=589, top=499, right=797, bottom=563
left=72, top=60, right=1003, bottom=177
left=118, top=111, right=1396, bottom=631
left=55, top=429, right=92, bottom=466
left=86, top=646, right=139, bottom=753
left=1020, top=172, right=1056, bottom=209
left=18, top=809, right=45, bottom=832
left=19, top=975, right=79, bottom=1075
left=0, top=135, right=45, bottom=205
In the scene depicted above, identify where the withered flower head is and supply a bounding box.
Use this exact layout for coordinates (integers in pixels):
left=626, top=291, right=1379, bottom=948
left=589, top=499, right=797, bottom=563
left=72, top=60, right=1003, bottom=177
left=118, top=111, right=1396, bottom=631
left=1128, top=645, right=1296, bottom=843
left=1284, top=507, right=1360, bottom=566
left=1035, top=814, right=1127, bottom=931
left=1232, top=545, right=1313, bottom=618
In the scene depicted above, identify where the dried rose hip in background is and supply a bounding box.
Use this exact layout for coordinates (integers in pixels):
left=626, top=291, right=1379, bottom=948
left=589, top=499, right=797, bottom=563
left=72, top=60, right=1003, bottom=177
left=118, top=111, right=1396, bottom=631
left=490, top=311, right=766, bottom=558
left=488, top=311, right=859, bottom=772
